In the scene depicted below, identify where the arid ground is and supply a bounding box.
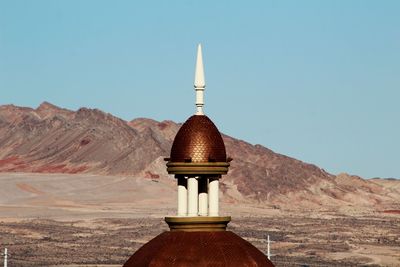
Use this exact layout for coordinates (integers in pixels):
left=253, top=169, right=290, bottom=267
left=0, top=173, right=399, bottom=267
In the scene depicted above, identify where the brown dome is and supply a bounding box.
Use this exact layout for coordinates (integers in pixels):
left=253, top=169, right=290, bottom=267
left=123, top=231, right=275, bottom=267
left=170, top=115, right=226, bottom=163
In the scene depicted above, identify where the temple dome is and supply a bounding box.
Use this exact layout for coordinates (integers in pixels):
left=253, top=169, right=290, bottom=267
left=123, top=231, right=274, bottom=267
left=170, top=115, right=226, bottom=163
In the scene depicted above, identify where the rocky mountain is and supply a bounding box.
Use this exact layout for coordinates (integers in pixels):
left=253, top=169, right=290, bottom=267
left=0, top=102, right=398, bottom=210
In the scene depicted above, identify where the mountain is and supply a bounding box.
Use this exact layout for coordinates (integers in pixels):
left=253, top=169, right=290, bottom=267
left=0, top=102, right=399, bottom=211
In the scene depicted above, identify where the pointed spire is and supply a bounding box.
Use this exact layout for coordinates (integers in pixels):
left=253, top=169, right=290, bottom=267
left=194, top=44, right=205, bottom=115
left=195, top=44, right=205, bottom=88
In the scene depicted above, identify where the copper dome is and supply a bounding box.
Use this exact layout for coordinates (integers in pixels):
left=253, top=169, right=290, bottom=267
left=123, top=231, right=275, bottom=267
left=170, top=115, right=226, bottom=163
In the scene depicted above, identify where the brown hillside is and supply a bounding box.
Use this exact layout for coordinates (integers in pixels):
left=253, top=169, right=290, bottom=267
left=0, top=103, right=398, bottom=210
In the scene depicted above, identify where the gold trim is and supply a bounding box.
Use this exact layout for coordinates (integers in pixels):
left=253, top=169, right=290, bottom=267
left=166, top=162, right=230, bottom=175
left=165, top=216, right=231, bottom=232
left=167, top=162, right=230, bottom=167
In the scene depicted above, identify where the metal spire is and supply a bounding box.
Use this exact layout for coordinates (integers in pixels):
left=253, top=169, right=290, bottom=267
left=194, top=44, right=205, bottom=115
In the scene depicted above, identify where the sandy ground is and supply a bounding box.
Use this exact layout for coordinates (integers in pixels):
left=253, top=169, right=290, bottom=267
left=0, top=172, right=178, bottom=221
left=0, top=173, right=399, bottom=266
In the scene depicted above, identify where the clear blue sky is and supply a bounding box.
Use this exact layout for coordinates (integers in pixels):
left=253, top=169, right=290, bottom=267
left=1, top=1, right=399, bottom=178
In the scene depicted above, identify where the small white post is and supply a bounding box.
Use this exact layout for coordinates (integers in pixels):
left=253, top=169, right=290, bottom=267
left=187, top=177, right=198, bottom=216
left=267, top=235, right=271, bottom=260
left=208, top=178, right=219, bottom=216
left=4, top=248, right=7, bottom=267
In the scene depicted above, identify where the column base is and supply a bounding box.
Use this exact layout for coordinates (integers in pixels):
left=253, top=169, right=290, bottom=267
left=165, top=216, right=231, bottom=232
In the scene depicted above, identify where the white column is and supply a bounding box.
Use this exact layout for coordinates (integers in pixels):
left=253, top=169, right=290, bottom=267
left=198, top=177, right=208, bottom=216
left=177, top=177, right=187, bottom=216
left=187, top=176, right=198, bottom=216
left=209, top=178, right=219, bottom=216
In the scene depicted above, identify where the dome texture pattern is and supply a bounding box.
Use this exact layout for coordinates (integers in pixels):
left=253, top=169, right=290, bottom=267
left=123, top=231, right=274, bottom=267
left=170, top=115, right=226, bottom=163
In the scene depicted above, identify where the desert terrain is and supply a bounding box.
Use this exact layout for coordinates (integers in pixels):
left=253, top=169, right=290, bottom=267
left=0, top=103, right=400, bottom=266
left=0, top=173, right=399, bottom=267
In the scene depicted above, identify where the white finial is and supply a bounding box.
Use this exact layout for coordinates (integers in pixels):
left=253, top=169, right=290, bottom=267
left=194, top=44, right=205, bottom=115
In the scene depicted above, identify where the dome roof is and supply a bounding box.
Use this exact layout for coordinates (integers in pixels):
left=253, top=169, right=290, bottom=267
left=123, top=231, right=274, bottom=267
left=170, top=115, right=226, bottom=163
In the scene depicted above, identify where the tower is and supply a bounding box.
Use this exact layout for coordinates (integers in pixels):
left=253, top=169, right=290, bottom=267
left=123, top=44, right=275, bottom=267
left=164, top=44, right=231, bottom=230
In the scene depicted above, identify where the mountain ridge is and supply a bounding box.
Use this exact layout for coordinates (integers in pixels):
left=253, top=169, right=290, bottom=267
left=0, top=102, right=398, bottom=210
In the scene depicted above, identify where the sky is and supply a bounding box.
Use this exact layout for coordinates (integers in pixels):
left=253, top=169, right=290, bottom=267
left=0, top=1, right=399, bottom=178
